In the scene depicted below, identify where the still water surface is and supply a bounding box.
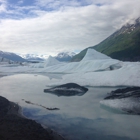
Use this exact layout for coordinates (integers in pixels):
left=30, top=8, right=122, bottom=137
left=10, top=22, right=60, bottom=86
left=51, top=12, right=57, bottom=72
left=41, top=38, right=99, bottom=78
left=0, top=74, right=139, bottom=140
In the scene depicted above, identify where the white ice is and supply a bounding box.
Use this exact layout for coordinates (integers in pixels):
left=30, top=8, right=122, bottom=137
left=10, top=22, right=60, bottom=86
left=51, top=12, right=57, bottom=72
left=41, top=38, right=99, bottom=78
left=0, top=48, right=140, bottom=87
left=81, top=48, right=111, bottom=61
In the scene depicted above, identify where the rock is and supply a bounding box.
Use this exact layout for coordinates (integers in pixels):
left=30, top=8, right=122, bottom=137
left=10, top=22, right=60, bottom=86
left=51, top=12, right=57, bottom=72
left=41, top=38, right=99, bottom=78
left=0, top=96, right=10, bottom=118
left=23, top=99, right=60, bottom=111
left=0, top=96, right=65, bottom=140
left=44, top=83, right=88, bottom=97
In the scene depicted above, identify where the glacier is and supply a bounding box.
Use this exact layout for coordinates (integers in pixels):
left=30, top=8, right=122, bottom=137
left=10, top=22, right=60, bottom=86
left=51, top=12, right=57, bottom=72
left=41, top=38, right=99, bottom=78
left=0, top=48, right=140, bottom=87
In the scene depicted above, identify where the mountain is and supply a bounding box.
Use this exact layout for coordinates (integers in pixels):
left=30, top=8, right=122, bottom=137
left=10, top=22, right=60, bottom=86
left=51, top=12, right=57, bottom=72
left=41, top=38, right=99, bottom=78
left=0, top=51, right=26, bottom=62
left=71, top=17, right=140, bottom=62
left=19, top=54, right=48, bottom=61
left=55, top=52, right=76, bottom=62
left=0, top=57, right=14, bottom=64
left=19, top=52, right=76, bottom=62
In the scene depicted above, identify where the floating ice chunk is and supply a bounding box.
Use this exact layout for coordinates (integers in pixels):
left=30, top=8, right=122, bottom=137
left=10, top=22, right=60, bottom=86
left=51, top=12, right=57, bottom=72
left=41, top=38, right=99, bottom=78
left=100, top=87, right=140, bottom=115
left=100, top=98, right=140, bottom=114
left=44, top=83, right=88, bottom=97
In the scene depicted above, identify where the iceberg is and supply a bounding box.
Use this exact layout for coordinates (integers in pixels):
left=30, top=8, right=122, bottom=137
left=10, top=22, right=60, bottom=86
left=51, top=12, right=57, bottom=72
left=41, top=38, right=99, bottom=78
left=81, top=48, right=111, bottom=61
left=100, top=87, right=140, bottom=114
left=41, top=49, right=122, bottom=73
left=31, top=56, right=64, bottom=68
left=44, top=56, right=62, bottom=67
left=52, top=61, right=140, bottom=87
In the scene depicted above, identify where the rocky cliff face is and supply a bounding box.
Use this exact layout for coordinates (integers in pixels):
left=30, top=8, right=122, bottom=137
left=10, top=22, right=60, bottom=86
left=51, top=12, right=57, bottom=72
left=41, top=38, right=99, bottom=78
left=109, top=17, right=140, bottom=38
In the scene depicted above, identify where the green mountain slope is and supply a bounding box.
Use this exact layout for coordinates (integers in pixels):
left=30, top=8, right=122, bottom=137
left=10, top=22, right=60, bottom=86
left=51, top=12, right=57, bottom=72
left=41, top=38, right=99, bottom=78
left=71, top=17, right=140, bottom=62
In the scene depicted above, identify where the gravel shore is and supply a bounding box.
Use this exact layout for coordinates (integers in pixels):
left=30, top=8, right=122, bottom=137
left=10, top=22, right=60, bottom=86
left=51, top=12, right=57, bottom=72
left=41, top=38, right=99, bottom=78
left=0, top=96, right=65, bottom=140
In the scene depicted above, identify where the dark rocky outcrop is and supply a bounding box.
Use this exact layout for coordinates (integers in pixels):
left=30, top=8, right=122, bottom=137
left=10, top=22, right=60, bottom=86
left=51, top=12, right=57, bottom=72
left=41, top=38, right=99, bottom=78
left=0, top=96, right=10, bottom=118
left=44, top=83, right=88, bottom=97
left=0, top=96, right=65, bottom=140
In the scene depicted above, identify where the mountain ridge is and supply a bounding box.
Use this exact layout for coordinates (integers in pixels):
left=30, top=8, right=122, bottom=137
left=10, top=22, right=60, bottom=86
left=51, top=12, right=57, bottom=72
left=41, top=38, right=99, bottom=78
left=0, top=51, right=26, bottom=62
left=71, top=17, right=140, bottom=62
left=19, top=54, right=48, bottom=61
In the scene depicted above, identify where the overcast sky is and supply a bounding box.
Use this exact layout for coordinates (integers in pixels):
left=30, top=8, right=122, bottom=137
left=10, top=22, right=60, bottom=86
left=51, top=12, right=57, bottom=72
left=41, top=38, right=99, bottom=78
left=0, top=0, right=140, bottom=55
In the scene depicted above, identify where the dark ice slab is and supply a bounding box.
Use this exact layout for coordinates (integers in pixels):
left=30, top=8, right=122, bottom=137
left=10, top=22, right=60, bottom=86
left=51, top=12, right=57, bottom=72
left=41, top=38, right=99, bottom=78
left=102, top=87, right=140, bottom=115
left=104, top=87, right=140, bottom=100
left=44, top=83, right=88, bottom=97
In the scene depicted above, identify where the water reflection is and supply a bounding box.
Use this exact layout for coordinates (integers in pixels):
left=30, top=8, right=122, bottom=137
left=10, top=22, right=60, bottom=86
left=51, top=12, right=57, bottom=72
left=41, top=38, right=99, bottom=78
left=0, top=74, right=139, bottom=140
left=23, top=108, right=135, bottom=140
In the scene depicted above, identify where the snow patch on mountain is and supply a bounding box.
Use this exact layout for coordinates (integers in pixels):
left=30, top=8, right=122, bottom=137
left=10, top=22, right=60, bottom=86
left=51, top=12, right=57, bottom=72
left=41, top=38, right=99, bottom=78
left=19, top=53, right=49, bottom=61
left=57, top=52, right=76, bottom=58
left=55, top=52, right=76, bottom=62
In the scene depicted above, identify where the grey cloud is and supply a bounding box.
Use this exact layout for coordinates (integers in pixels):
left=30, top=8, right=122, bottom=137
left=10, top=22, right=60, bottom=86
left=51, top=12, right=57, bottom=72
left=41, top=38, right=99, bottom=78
left=0, top=0, right=140, bottom=55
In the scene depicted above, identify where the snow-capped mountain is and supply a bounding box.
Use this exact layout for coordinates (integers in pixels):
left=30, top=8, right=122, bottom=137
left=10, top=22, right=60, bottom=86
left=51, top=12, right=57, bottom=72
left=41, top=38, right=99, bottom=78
left=19, top=52, right=76, bottom=62
left=109, top=17, right=140, bottom=37
left=0, top=51, right=26, bottom=62
left=55, top=52, right=76, bottom=62
left=19, top=54, right=49, bottom=61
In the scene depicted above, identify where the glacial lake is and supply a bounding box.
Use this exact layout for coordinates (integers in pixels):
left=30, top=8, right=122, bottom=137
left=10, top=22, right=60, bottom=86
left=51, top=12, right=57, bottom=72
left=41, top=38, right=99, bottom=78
left=0, top=74, right=140, bottom=140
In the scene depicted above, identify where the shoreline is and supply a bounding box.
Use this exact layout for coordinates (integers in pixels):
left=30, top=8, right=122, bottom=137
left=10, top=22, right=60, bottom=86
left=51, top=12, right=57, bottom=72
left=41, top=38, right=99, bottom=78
left=0, top=96, right=65, bottom=140
left=18, top=103, right=66, bottom=140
